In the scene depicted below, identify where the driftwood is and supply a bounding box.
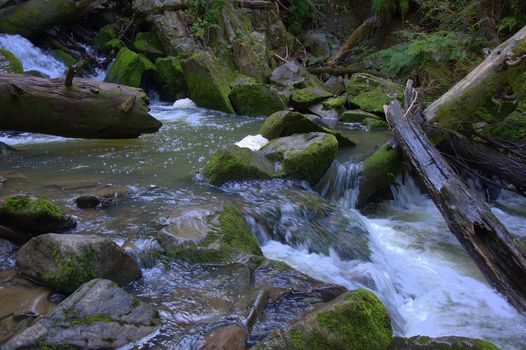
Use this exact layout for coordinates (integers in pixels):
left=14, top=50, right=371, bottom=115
left=328, top=16, right=383, bottom=65
left=0, top=74, right=162, bottom=139
left=385, top=94, right=526, bottom=314
left=356, top=24, right=526, bottom=208
left=0, top=0, right=111, bottom=38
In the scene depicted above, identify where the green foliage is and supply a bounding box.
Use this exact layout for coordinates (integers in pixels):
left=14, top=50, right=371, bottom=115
left=286, top=0, right=323, bottom=35
left=186, top=0, right=225, bottom=41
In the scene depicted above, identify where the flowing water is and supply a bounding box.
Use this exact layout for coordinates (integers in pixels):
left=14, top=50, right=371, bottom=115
left=1, top=35, right=526, bottom=349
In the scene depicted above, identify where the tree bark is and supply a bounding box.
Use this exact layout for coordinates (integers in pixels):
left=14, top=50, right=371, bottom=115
left=0, top=0, right=111, bottom=38
left=328, top=16, right=383, bottom=65
left=385, top=98, right=526, bottom=314
left=0, top=74, right=162, bottom=139
left=355, top=24, right=526, bottom=207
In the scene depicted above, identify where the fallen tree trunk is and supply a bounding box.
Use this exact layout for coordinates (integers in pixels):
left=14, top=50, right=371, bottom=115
left=0, top=0, right=111, bottom=38
left=438, top=131, right=526, bottom=195
left=385, top=98, right=526, bottom=314
left=0, top=74, right=162, bottom=139
left=355, top=24, right=526, bottom=207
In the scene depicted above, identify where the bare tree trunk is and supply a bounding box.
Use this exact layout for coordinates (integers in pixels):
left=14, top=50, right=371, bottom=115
left=0, top=0, right=111, bottom=38
left=0, top=74, right=162, bottom=139
left=385, top=97, right=526, bottom=314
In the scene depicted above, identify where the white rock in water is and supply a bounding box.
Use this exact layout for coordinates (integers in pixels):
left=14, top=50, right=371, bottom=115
left=173, top=98, right=197, bottom=109
left=235, top=135, right=269, bottom=151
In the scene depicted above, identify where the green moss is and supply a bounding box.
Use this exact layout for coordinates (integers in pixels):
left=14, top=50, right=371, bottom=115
left=362, top=118, right=389, bottom=130
left=133, top=32, right=164, bottom=58
left=0, top=195, right=64, bottom=231
left=155, top=56, right=188, bottom=100
left=290, top=329, right=305, bottom=350
left=105, top=48, right=155, bottom=88
left=203, top=145, right=273, bottom=185
left=290, top=87, right=332, bottom=109
left=103, top=39, right=126, bottom=54
left=340, top=110, right=380, bottom=123
left=347, top=73, right=403, bottom=114
left=92, top=24, right=118, bottom=51
left=322, top=97, right=345, bottom=110
left=51, top=49, right=77, bottom=67
left=69, top=314, right=113, bottom=326
left=218, top=205, right=262, bottom=256
left=181, top=53, right=235, bottom=113
left=229, top=83, right=286, bottom=116
left=0, top=49, right=23, bottom=74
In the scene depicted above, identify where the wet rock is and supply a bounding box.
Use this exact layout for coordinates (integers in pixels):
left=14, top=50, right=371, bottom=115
left=0, top=195, right=76, bottom=238
left=152, top=10, right=201, bottom=55
left=307, top=102, right=340, bottom=120
left=259, top=110, right=354, bottom=147
left=290, top=87, right=333, bottom=111
left=253, top=290, right=392, bottom=350
left=201, top=324, right=248, bottom=350
left=133, top=31, right=165, bottom=60
left=75, top=186, right=127, bottom=209
left=259, top=132, right=339, bottom=185
left=324, top=75, right=346, bottom=96
left=203, top=144, right=276, bottom=185
left=233, top=31, right=271, bottom=82
left=229, top=82, right=286, bottom=116
left=270, top=60, right=323, bottom=89
left=303, top=31, right=335, bottom=57
left=182, top=52, right=235, bottom=113
left=92, top=24, right=118, bottom=51
left=0, top=226, right=26, bottom=246
left=2, top=279, right=159, bottom=350
left=105, top=47, right=156, bottom=88
left=158, top=204, right=263, bottom=264
left=347, top=73, right=404, bottom=114
left=363, top=117, right=389, bottom=130
left=0, top=49, right=23, bottom=74
left=322, top=97, right=346, bottom=112
left=388, top=336, right=500, bottom=350
left=154, top=56, right=188, bottom=101
left=16, top=233, right=141, bottom=293
left=340, top=109, right=380, bottom=123
left=50, top=49, right=77, bottom=67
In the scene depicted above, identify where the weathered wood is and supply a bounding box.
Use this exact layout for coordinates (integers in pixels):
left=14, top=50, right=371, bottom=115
left=328, top=16, right=383, bottom=65
left=0, top=74, right=162, bottom=139
left=0, top=0, right=111, bottom=38
left=385, top=98, right=526, bottom=314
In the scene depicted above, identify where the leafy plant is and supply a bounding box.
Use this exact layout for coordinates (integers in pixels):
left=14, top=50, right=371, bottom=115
left=285, top=0, right=323, bottom=35
left=186, top=0, right=225, bottom=41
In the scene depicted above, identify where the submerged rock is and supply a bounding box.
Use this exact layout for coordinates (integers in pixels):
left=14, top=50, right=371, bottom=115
left=346, top=73, right=404, bottom=114
left=105, top=47, right=156, bottom=88
left=229, top=82, right=286, bottom=116
left=0, top=195, right=76, bottom=241
left=75, top=186, right=128, bottom=209
left=388, top=336, right=500, bottom=350
left=0, top=49, right=23, bottom=74
left=182, top=52, right=235, bottom=113
left=2, top=279, right=159, bottom=350
left=254, top=289, right=392, bottom=350
left=158, top=204, right=263, bottom=264
left=259, top=132, right=339, bottom=185
left=202, top=324, right=248, bottom=350
left=16, top=233, right=141, bottom=293
left=259, top=111, right=355, bottom=147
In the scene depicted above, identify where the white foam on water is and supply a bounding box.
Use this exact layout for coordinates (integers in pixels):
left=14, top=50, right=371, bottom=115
left=173, top=98, right=197, bottom=109
left=0, top=34, right=66, bottom=78
left=235, top=135, right=269, bottom=151
left=0, top=132, right=68, bottom=145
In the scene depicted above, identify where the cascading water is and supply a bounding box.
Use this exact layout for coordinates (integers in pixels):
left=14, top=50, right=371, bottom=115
left=0, top=34, right=66, bottom=78
left=316, top=160, right=363, bottom=209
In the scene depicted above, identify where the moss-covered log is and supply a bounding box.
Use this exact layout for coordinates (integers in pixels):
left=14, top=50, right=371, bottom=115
left=0, top=74, right=162, bottom=139
left=0, top=0, right=111, bottom=38
left=356, top=25, right=526, bottom=207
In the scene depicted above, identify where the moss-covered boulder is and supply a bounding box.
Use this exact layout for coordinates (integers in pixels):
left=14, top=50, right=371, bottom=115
left=340, top=109, right=381, bottom=123
left=92, top=24, right=118, bottom=51
left=363, top=118, right=389, bottom=130
left=233, top=31, right=272, bottom=82
left=154, top=56, right=187, bottom=101
left=388, top=336, right=500, bottom=350
left=255, top=289, right=392, bottom=350
left=0, top=49, right=23, bottom=74
left=259, top=132, right=339, bottom=185
left=347, top=73, right=404, bottom=114
left=0, top=195, right=76, bottom=237
left=16, top=233, right=142, bottom=293
left=290, top=87, right=333, bottom=111
left=229, top=82, right=286, bottom=116
left=181, top=52, right=235, bottom=113
left=2, top=279, right=159, bottom=350
left=158, top=205, right=263, bottom=264
left=133, top=32, right=165, bottom=60
left=322, top=97, right=346, bottom=111
left=203, top=144, right=276, bottom=185
left=50, top=49, right=77, bottom=67
left=102, top=39, right=126, bottom=54
left=260, top=111, right=355, bottom=147
left=105, top=48, right=156, bottom=88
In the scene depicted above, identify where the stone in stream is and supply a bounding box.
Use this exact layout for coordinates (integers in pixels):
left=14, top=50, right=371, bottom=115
left=105, top=47, right=156, bottom=88
left=363, top=117, right=389, bottom=130
left=388, top=336, right=500, bottom=350
left=340, top=109, right=382, bottom=123
left=229, top=82, right=287, bottom=117
left=2, top=279, right=160, bottom=350
left=16, top=233, right=142, bottom=293
left=157, top=204, right=263, bottom=264
left=0, top=49, right=23, bottom=74
left=0, top=195, right=76, bottom=244
left=154, top=56, right=188, bottom=101
left=289, top=87, right=333, bottom=111
left=346, top=73, right=404, bottom=114
left=201, top=324, right=248, bottom=350
left=252, top=290, right=393, bottom=350
left=75, top=185, right=128, bottom=209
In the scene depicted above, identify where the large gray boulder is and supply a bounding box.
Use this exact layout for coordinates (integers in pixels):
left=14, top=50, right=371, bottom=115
left=2, top=279, right=159, bottom=349
left=16, top=234, right=142, bottom=293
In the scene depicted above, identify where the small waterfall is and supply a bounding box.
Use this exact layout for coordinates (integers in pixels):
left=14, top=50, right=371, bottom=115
left=316, top=160, right=363, bottom=209
left=0, top=34, right=66, bottom=78
left=389, top=174, right=429, bottom=210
